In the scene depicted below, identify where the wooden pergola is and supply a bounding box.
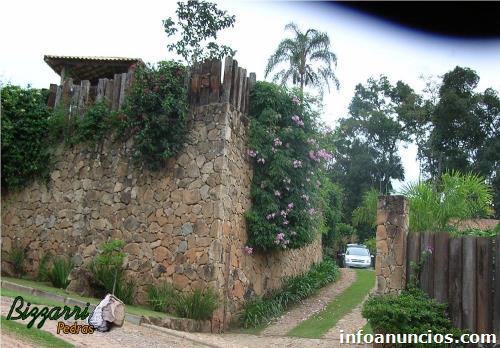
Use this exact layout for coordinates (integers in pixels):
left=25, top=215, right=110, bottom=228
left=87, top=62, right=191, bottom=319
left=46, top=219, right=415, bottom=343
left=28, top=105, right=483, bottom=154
left=44, top=55, right=143, bottom=85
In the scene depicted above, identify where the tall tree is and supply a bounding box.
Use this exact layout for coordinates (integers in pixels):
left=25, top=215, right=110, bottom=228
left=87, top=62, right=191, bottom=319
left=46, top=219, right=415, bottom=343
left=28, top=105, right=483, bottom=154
left=419, top=66, right=500, bottom=217
left=163, top=0, right=236, bottom=65
left=264, top=23, right=339, bottom=95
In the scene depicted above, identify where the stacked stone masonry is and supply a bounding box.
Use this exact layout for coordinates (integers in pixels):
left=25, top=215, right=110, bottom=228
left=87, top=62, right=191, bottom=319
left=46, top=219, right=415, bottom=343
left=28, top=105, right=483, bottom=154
left=375, top=195, right=408, bottom=295
left=1, top=102, right=322, bottom=328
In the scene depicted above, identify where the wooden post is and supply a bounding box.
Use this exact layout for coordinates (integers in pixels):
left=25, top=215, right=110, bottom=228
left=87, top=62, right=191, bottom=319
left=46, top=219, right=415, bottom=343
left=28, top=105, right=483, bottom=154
left=79, top=80, right=90, bottom=115
left=476, top=237, right=492, bottom=334
left=229, top=60, right=239, bottom=106
left=54, top=85, right=62, bottom=108
left=71, top=85, right=81, bottom=116
left=199, top=61, right=212, bottom=106
left=96, top=78, right=107, bottom=102
left=462, top=236, right=477, bottom=332
left=494, top=234, right=500, bottom=339
left=236, top=68, right=245, bottom=111
left=104, top=79, right=114, bottom=107
left=190, top=63, right=201, bottom=106
left=112, top=74, right=121, bottom=111
left=118, top=73, right=127, bottom=110
left=433, top=232, right=449, bottom=303
left=448, top=237, right=463, bottom=329
left=221, top=57, right=233, bottom=103
left=420, top=232, right=435, bottom=297
left=47, top=84, right=58, bottom=108
left=209, top=60, right=222, bottom=104
left=406, top=232, right=420, bottom=287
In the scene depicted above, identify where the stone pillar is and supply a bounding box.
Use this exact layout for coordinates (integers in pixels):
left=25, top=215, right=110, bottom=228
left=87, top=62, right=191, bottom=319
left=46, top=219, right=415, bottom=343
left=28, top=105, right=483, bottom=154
left=375, top=195, right=408, bottom=294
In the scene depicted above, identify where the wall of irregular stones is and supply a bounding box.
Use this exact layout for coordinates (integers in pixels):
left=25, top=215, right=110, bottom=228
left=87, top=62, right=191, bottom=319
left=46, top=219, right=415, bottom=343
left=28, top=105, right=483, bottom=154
left=1, top=102, right=322, bottom=327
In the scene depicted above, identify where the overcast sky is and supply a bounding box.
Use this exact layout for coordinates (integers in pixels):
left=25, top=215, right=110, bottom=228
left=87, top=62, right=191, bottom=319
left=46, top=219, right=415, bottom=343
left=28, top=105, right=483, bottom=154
left=2, top=0, right=500, bottom=190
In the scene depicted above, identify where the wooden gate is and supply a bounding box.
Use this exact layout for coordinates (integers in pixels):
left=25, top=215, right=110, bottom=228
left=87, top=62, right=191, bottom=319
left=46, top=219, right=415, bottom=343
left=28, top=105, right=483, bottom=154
left=406, top=232, right=499, bottom=336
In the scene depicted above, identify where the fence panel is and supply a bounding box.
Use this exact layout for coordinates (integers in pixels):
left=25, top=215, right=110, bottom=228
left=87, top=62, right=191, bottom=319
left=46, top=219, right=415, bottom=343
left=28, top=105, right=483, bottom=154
left=406, top=232, right=496, bottom=334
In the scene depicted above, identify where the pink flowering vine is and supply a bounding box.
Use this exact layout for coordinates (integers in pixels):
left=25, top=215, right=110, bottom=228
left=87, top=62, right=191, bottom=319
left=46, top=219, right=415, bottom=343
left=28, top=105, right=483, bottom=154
left=244, top=246, right=253, bottom=255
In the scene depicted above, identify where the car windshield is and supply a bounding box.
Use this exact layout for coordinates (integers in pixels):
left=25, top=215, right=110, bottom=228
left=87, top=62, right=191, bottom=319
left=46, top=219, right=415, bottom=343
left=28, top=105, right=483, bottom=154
left=346, top=247, right=370, bottom=256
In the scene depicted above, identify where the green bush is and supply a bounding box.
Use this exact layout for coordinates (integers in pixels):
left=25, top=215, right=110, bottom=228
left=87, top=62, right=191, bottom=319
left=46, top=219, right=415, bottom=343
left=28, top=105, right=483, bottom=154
left=239, top=259, right=339, bottom=327
left=89, top=239, right=135, bottom=304
left=9, top=246, right=26, bottom=277
left=362, top=287, right=465, bottom=347
left=70, top=102, right=119, bottom=145
left=402, top=172, right=493, bottom=233
left=123, top=61, right=188, bottom=170
left=1, top=84, right=52, bottom=190
left=49, top=257, right=73, bottom=289
left=37, top=253, right=52, bottom=281
left=174, top=288, right=218, bottom=320
left=147, top=282, right=178, bottom=312
left=246, top=81, right=335, bottom=251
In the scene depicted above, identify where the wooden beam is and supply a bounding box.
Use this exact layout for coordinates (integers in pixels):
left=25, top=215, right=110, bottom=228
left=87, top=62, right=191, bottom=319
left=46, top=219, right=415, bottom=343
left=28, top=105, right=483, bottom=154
left=221, top=57, right=233, bottom=103
left=230, top=60, right=239, bottom=106
left=476, top=237, right=492, bottom=334
left=209, top=60, right=222, bottom=104
left=433, top=232, right=449, bottom=303
left=118, top=72, right=127, bottom=110
left=462, top=236, right=477, bottom=332
left=448, top=237, right=463, bottom=329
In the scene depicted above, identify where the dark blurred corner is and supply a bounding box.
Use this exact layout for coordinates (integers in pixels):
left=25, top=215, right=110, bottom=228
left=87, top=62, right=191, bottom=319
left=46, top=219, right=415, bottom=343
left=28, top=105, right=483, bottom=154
left=334, top=2, right=500, bottom=39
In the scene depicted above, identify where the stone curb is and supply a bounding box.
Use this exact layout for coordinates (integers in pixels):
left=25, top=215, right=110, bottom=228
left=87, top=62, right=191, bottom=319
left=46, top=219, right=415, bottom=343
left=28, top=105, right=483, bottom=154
left=142, top=323, right=222, bottom=348
left=1, top=280, right=143, bottom=325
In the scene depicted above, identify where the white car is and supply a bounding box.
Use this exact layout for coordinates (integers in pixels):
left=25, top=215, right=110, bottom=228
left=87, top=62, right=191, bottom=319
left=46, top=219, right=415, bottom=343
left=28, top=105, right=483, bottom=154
left=344, top=246, right=372, bottom=268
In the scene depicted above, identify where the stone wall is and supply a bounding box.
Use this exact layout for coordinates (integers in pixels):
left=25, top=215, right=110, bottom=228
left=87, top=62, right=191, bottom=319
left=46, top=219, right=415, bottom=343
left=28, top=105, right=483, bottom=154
left=375, top=195, right=408, bottom=295
left=1, top=102, right=322, bottom=328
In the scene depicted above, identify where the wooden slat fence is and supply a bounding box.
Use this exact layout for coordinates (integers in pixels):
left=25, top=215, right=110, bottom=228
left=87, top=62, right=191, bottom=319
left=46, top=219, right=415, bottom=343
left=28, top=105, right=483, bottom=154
left=189, top=57, right=256, bottom=113
left=406, top=232, right=499, bottom=336
left=48, top=58, right=256, bottom=116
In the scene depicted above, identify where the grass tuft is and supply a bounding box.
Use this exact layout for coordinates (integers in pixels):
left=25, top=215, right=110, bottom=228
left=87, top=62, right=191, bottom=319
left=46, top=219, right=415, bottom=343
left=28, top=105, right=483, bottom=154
left=287, top=269, right=375, bottom=338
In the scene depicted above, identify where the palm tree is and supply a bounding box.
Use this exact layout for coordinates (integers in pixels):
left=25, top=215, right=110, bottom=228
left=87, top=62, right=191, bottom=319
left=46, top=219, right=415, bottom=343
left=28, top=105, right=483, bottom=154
left=265, top=22, right=339, bottom=95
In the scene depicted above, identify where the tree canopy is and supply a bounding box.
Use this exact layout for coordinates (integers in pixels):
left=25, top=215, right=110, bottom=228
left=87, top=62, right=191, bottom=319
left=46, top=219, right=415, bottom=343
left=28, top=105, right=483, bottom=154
left=265, top=23, right=339, bottom=96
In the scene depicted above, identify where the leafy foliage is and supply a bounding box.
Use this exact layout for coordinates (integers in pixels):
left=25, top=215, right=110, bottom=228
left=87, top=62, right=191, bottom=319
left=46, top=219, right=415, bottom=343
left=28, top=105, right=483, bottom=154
left=174, top=288, right=219, bottom=320
left=123, top=61, right=189, bottom=170
left=9, top=245, right=27, bottom=277
left=1, top=84, right=51, bottom=190
left=246, top=81, right=334, bottom=251
left=352, top=188, right=379, bottom=228
left=362, top=287, right=465, bottom=347
left=401, top=171, right=493, bottom=232
left=48, top=257, right=73, bottom=289
left=69, top=102, right=119, bottom=145
left=89, top=239, right=135, bottom=304
left=265, top=22, right=339, bottom=95
left=417, top=67, right=500, bottom=218
left=147, top=282, right=178, bottom=313
left=37, top=253, right=52, bottom=282
left=163, top=0, right=236, bottom=64
left=239, top=259, right=339, bottom=328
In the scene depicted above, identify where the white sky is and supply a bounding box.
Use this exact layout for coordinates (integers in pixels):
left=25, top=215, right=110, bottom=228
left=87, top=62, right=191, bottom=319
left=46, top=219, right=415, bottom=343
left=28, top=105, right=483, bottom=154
left=2, top=0, right=500, bottom=191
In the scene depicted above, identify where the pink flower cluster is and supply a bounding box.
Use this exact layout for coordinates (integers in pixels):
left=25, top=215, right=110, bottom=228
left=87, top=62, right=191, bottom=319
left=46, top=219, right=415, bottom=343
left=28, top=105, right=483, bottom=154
left=257, top=157, right=265, bottom=164
left=291, top=115, right=304, bottom=127
left=308, top=208, right=317, bottom=215
left=274, top=190, right=281, bottom=197
left=307, top=138, right=317, bottom=145
left=274, top=232, right=290, bottom=248
left=301, top=194, right=309, bottom=202
left=244, top=246, right=253, bottom=255
left=293, top=160, right=302, bottom=168
left=274, top=138, right=282, bottom=147
left=291, top=96, right=300, bottom=105
left=248, top=149, right=257, bottom=157
left=266, top=212, right=276, bottom=220
left=309, top=149, right=333, bottom=162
